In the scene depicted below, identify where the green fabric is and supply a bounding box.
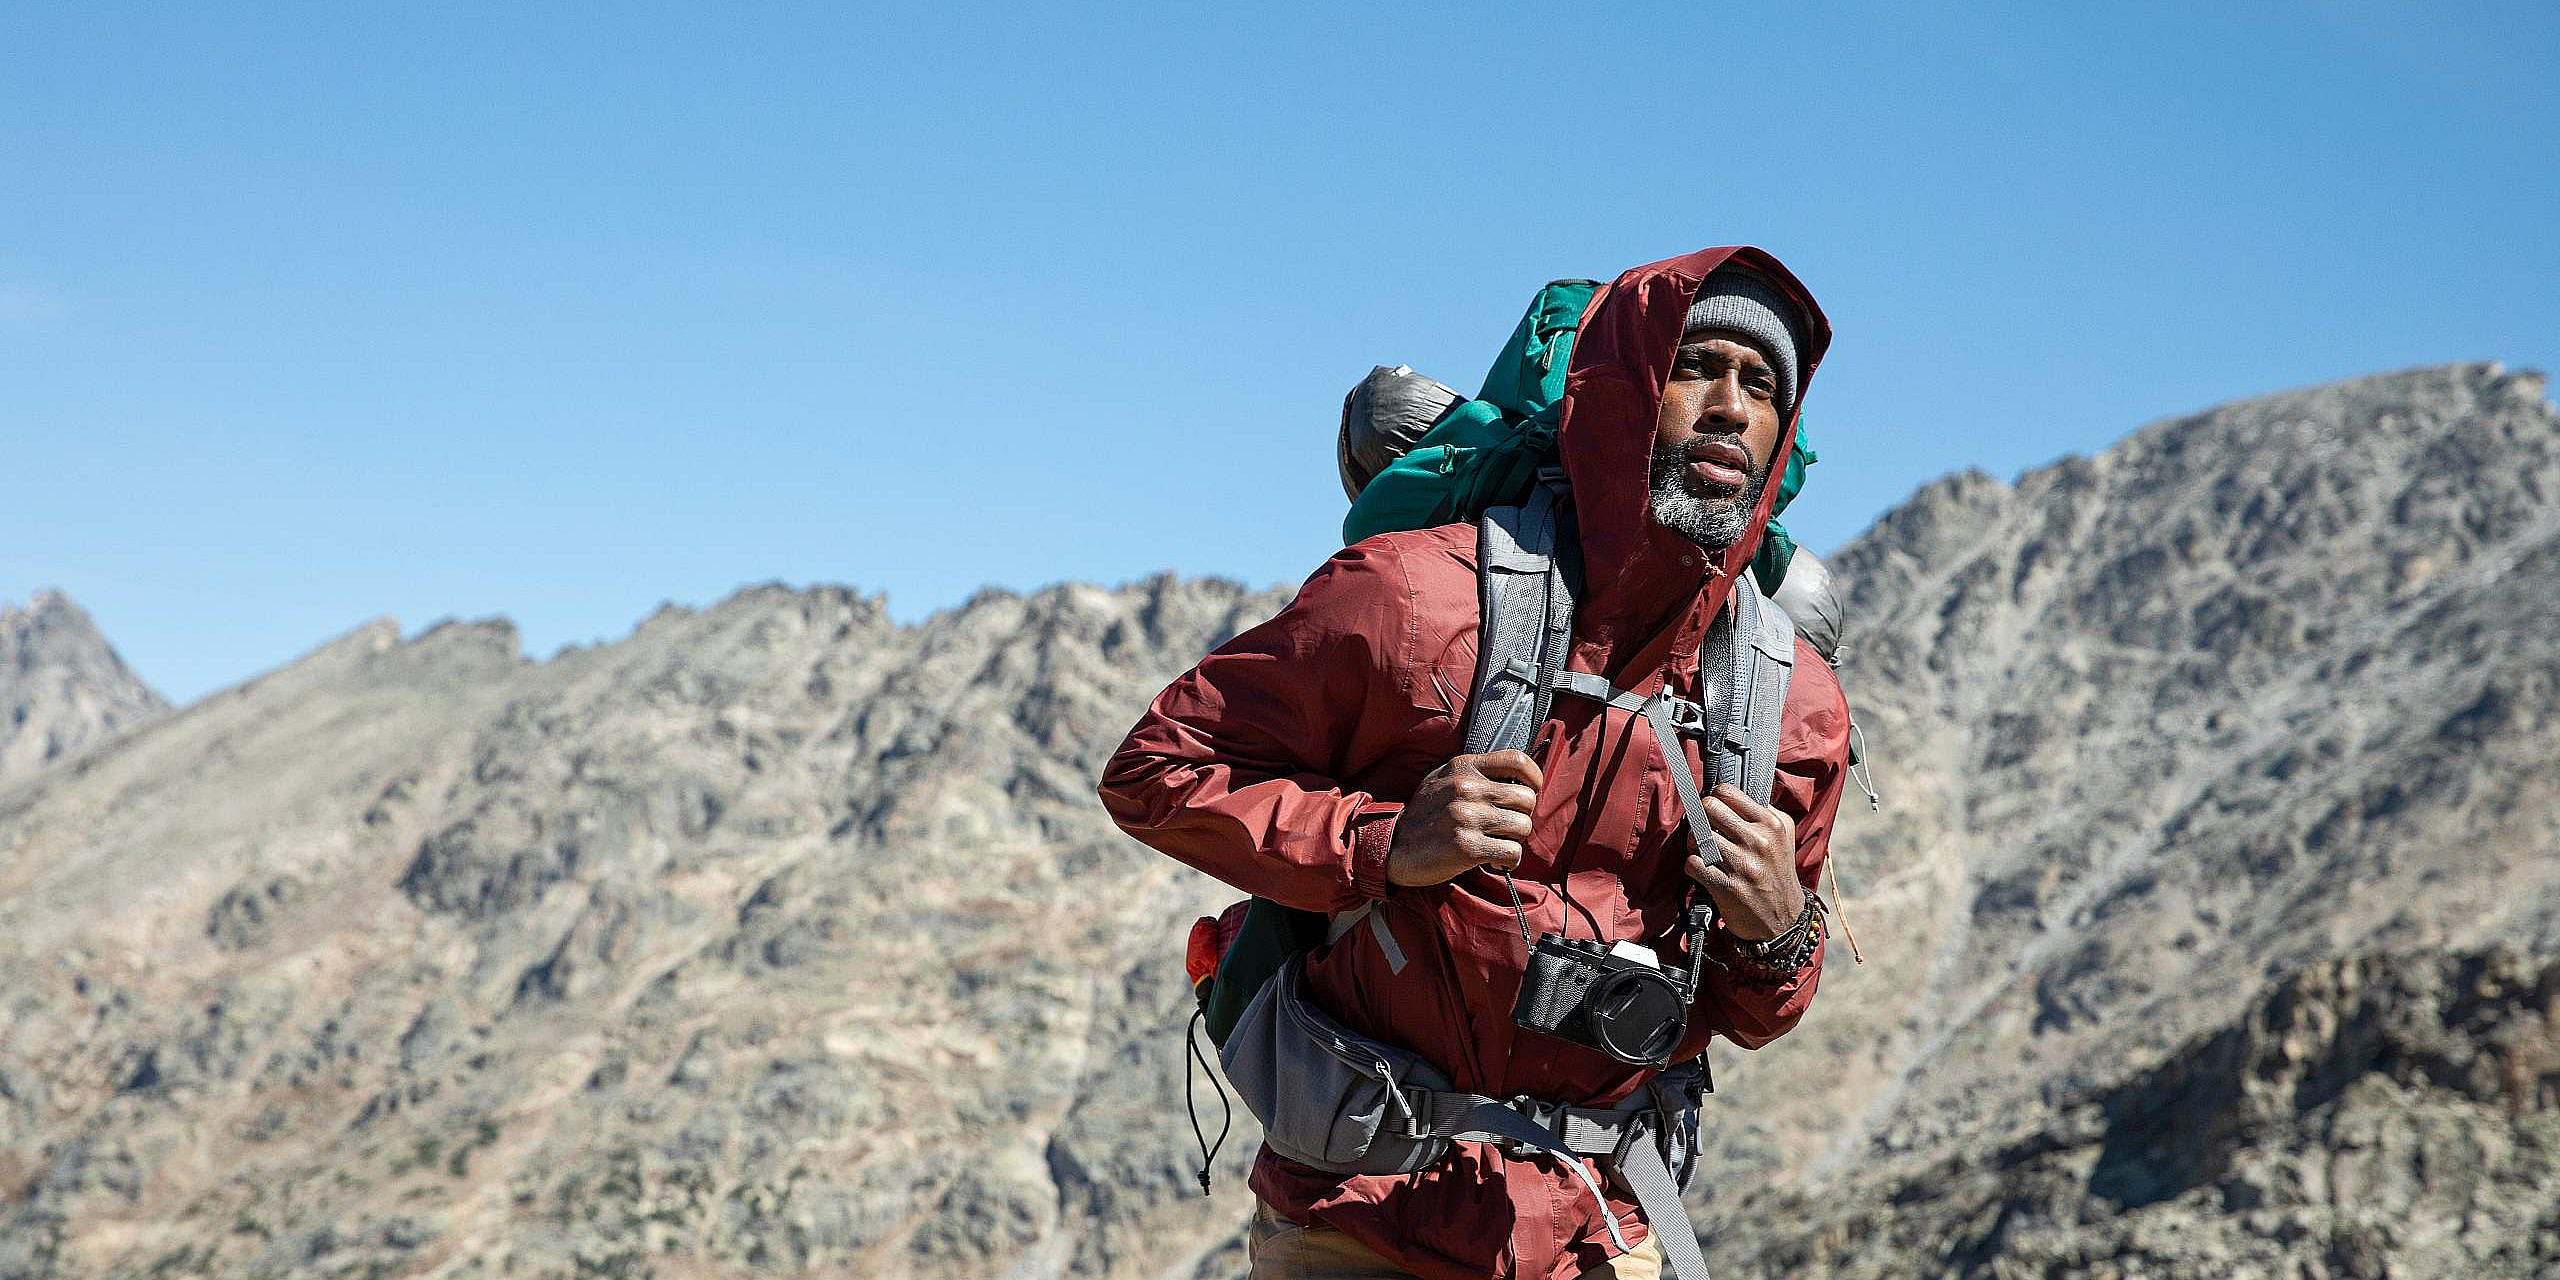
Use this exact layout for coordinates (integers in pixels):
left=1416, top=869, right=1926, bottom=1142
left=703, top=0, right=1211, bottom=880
left=1342, top=279, right=1598, bottom=546
left=1776, top=430, right=1815, bottom=515
left=1200, top=897, right=1329, bottom=1046
left=1751, top=428, right=1816, bottom=593
left=1750, top=526, right=1796, bottom=596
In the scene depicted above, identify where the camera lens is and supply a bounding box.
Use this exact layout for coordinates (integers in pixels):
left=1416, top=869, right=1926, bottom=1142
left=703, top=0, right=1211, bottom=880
left=1583, top=968, right=1685, bottom=1065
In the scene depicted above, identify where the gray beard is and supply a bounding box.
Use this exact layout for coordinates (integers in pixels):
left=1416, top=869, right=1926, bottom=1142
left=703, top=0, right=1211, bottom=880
left=1648, top=439, right=1770, bottom=553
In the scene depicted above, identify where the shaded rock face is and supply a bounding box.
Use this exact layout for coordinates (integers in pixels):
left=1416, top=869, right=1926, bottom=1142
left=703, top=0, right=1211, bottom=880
left=0, top=361, right=2552, bottom=1280
left=1737, top=948, right=2560, bottom=1280
left=0, top=592, right=167, bottom=790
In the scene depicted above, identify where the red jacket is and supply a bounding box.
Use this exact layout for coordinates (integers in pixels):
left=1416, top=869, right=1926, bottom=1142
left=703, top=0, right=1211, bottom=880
left=1100, top=247, right=1849, bottom=1280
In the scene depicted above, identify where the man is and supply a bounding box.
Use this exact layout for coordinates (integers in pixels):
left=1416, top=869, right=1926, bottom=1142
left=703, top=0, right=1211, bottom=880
left=1100, top=246, right=1849, bottom=1280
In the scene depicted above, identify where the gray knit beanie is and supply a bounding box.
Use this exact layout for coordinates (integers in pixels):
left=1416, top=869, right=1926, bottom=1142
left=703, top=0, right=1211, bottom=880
left=1683, top=270, right=1807, bottom=417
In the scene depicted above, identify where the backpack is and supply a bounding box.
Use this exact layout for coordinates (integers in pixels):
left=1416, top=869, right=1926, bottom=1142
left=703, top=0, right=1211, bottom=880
left=1184, top=281, right=1825, bottom=1047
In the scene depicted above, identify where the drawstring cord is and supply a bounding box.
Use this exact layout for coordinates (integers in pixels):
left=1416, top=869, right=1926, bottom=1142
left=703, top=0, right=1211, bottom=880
left=1183, top=1005, right=1232, bottom=1195
left=1824, top=860, right=1866, bottom=966
left=1847, top=719, right=1881, bottom=812
left=1829, top=717, right=1879, bottom=965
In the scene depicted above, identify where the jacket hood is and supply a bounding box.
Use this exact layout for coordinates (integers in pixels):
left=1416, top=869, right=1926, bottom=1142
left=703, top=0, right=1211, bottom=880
left=1557, top=245, right=1831, bottom=660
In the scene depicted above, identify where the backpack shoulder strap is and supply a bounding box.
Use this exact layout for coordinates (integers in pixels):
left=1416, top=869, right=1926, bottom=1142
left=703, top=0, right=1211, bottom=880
left=1462, top=471, right=1578, bottom=757
left=1727, top=579, right=1797, bottom=805
left=1323, top=481, right=1577, bottom=982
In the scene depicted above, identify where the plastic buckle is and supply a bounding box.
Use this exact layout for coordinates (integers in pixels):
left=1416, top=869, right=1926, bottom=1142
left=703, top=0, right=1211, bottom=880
left=1501, top=1095, right=1566, bottom=1152
left=1398, top=1087, right=1435, bottom=1141
left=1375, top=1061, right=1431, bottom=1141
left=1658, top=695, right=1708, bottom=737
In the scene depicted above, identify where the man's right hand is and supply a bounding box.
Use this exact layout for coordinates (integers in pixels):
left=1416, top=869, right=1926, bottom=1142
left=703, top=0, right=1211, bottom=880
left=1386, top=750, right=1545, bottom=887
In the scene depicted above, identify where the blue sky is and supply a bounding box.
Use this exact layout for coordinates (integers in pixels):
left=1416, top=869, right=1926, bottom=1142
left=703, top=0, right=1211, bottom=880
left=6, top=2, right=2554, bottom=704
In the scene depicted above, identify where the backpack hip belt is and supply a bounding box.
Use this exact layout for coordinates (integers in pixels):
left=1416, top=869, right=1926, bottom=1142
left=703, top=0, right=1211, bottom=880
left=1220, top=956, right=1720, bottom=1280
left=1407, top=1067, right=1716, bottom=1280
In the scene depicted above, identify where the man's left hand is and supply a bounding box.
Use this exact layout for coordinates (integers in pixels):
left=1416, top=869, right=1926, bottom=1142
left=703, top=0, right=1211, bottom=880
left=1683, top=783, right=1807, bottom=941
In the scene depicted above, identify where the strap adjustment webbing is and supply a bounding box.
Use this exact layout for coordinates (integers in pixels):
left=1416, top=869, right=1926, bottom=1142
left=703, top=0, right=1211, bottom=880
left=1549, top=670, right=1712, bottom=734
left=1403, top=1067, right=1716, bottom=1280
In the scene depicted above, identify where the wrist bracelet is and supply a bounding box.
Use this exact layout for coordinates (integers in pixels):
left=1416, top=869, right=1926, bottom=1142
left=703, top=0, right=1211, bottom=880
left=1735, top=896, right=1825, bottom=977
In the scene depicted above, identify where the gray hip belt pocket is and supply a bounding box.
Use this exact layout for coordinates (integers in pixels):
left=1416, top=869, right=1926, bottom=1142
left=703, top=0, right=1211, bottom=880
left=1216, top=957, right=1453, bottom=1175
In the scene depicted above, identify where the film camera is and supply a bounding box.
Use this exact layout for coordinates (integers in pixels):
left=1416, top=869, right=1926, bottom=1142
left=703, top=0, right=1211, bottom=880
left=1510, top=904, right=1714, bottom=1067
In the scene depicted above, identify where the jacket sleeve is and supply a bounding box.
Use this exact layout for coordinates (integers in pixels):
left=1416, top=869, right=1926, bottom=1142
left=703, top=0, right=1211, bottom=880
left=1097, top=544, right=1413, bottom=915
left=1701, top=638, right=1852, bottom=1050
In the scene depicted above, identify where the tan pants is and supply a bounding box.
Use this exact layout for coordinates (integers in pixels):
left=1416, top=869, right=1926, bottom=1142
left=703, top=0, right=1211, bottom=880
left=1246, top=1201, right=1662, bottom=1280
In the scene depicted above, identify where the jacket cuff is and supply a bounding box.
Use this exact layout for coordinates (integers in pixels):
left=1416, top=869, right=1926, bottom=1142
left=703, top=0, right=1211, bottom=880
left=1716, top=934, right=1823, bottom=991
left=1348, top=801, right=1403, bottom=901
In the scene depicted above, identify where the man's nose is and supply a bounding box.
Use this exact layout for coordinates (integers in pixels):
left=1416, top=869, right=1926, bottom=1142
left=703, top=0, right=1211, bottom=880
left=1696, top=373, right=1749, bottom=428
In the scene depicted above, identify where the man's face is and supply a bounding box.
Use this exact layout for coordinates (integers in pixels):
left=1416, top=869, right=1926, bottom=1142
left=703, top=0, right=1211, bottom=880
left=1648, top=331, right=1786, bottom=552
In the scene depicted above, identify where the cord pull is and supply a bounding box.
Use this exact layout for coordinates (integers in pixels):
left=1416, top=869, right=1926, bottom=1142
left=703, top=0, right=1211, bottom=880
left=1848, top=719, right=1882, bottom=812
left=1182, top=1005, right=1232, bottom=1196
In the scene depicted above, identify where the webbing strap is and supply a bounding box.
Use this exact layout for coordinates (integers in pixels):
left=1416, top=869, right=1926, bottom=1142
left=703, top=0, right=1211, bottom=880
left=1410, top=1076, right=1713, bottom=1280
left=1617, top=1135, right=1713, bottom=1280
left=1428, top=1099, right=1633, bottom=1253
left=1366, top=908, right=1407, bottom=974
left=1644, top=694, right=1726, bottom=871
left=1551, top=591, right=1796, bottom=920
left=1324, top=902, right=1409, bottom=974
left=1710, top=601, right=1750, bottom=786
left=1550, top=670, right=1717, bottom=727
left=1731, top=586, right=1797, bottom=804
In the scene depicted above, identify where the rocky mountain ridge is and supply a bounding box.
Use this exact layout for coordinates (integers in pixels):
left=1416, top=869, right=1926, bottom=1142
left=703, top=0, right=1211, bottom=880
left=0, top=592, right=167, bottom=790
left=0, top=575, right=1292, bottom=1280
left=0, top=361, right=2552, bottom=1279
left=1697, top=360, right=2560, bottom=1278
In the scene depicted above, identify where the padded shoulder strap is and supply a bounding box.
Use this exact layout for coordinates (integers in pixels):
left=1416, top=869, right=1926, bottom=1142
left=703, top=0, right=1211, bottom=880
left=1728, top=582, right=1797, bottom=805
left=1463, top=474, right=1577, bottom=757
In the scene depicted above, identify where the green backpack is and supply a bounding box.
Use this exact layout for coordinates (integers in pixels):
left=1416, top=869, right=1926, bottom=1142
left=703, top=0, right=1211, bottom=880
left=1341, top=278, right=1817, bottom=596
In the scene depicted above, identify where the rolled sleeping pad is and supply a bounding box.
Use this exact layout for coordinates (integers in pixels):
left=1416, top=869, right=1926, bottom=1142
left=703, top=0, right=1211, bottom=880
left=1771, top=546, right=1845, bottom=664
left=1339, top=365, right=1466, bottom=501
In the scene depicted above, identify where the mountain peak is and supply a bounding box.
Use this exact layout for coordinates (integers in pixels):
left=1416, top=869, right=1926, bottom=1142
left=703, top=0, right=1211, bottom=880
left=0, top=591, right=169, bottom=788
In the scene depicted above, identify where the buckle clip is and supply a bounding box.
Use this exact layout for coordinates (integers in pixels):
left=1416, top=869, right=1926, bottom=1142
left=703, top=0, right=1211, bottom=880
left=1655, top=695, right=1708, bottom=736
left=1399, top=1087, right=1436, bottom=1141
left=1497, top=1095, right=1568, bottom=1152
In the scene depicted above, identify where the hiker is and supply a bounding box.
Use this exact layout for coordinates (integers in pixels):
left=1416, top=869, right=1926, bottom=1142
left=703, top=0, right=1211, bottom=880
left=1099, top=246, right=1849, bottom=1280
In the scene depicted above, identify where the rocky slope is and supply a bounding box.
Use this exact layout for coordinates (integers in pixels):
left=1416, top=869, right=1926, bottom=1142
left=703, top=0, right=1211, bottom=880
left=0, top=361, right=2552, bottom=1279
left=1702, top=360, right=2560, bottom=1277
left=0, top=592, right=167, bottom=789
left=1745, top=946, right=2560, bottom=1279
left=0, top=578, right=1290, bottom=1280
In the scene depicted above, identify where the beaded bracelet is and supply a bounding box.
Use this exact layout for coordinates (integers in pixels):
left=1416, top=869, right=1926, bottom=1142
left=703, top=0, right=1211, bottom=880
left=1733, top=895, right=1826, bottom=978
